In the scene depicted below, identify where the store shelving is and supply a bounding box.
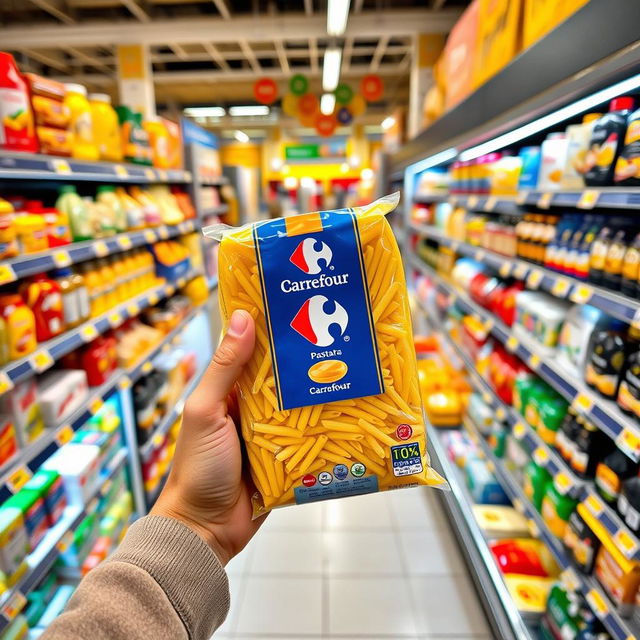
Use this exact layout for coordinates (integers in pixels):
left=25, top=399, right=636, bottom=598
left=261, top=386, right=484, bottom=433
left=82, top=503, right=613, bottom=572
left=410, top=222, right=640, bottom=326
left=200, top=204, right=229, bottom=217
left=0, top=448, right=128, bottom=632
left=199, top=176, right=228, bottom=187
left=411, top=255, right=640, bottom=463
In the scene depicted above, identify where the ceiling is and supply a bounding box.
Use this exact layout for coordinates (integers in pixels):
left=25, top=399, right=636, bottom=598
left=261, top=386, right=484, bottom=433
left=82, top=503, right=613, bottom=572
left=1, top=0, right=465, bottom=130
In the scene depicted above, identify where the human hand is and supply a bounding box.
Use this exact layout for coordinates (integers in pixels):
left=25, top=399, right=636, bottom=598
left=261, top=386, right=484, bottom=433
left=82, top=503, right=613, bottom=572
left=151, top=309, right=266, bottom=565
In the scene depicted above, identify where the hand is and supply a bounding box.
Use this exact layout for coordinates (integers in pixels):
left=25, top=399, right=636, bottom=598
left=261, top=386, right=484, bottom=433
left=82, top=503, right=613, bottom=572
left=151, top=309, right=266, bottom=565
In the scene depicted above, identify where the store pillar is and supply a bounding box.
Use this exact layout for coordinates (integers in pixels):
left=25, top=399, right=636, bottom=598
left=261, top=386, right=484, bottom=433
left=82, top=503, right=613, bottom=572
left=116, top=44, right=156, bottom=118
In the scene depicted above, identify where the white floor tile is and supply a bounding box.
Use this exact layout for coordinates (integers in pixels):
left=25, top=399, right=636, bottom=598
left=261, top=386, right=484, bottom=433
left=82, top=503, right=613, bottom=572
left=324, top=491, right=395, bottom=531
left=226, top=544, right=254, bottom=576
left=235, top=577, right=323, bottom=635
left=248, top=531, right=323, bottom=575
left=398, top=530, right=465, bottom=575
left=263, top=502, right=324, bottom=531
left=329, top=577, right=418, bottom=636
left=324, top=531, right=404, bottom=575
left=388, top=488, right=449, bottom=531
left=409, top=575, right=490, bottom=636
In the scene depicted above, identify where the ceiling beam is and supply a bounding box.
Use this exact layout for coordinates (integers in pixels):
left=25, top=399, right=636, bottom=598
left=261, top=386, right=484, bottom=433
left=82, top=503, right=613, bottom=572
left=212, top=0, right=231, bottom=19
left=203, top=42, right=230, bottom=71
left=309, top=37, right=319, bottom=74
left=1, top=9, right=462, bottom=48
left=67, top=46, right=112, bottom=73
left=274, top=40, right=290, bottom=75
left=27, top=0, right=75, bottom=24
left=370, top=35, right=389, bottom=71
left=239, top=40, right=261, bottom=73
left=121, top=0, right=150, bottom=22
left=22, top=49, right=70, bottom=73
left=168, top=43, right=189, bottom=60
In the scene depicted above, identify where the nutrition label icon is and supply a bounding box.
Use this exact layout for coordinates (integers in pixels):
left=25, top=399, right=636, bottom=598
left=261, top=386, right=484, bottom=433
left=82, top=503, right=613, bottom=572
left=350, top=463, right=366, bottom=477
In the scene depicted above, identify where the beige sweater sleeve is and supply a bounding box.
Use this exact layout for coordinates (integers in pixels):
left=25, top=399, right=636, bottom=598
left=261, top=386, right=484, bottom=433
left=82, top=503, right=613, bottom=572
left=41, top=516, right=230, bottom=640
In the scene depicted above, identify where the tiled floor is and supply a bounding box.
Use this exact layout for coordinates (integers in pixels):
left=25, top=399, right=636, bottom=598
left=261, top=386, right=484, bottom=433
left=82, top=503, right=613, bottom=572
left=214, top=489, right=491, bottom=639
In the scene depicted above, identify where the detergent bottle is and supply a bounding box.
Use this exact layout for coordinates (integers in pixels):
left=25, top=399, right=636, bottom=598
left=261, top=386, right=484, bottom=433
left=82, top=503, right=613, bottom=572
left=63, top=83, right=98, bottom=161
left=88, top=93, right=122, bottom=162
left=20, top=274, right=64, bottom=341
left=0, top=294, right=37, bottom=360
left=0, top=52, right=37, bottom=152
left=56, top=185, right=92, bottom=241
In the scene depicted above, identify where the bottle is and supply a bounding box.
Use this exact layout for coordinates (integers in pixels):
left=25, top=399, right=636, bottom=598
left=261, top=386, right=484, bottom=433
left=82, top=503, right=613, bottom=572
left=84, top=196, right=116, bottom=238
left=0, top=197, right=17, bottom=259
left=589, top=227, right=612, bottom=286
left=602, top=229, right=629, bottom=291
left=618, top=477, right=640, bottom=534
left=96, top=186, right=127, bottom=233
left=562, top=113, right=602, bottom=189
left=538, top=132, right=569, bottom=190
left=54, top=268, right=80, bottom=329
left=63, top=83, right=98, bottom=161
left=143, top=116, right=170, bottom=169
left=618, top=350, right=640, bottom=418
left=595, top=449, right=639, bottom=505
left=0, top=52, right=38, bottom=152
left=116, top=187, right=145, bottom=229
left=20, top=274, right=64, bottom=341
left=584, top=97, right=634, bottom=186
left=585, top=327, right=629, bottom=398
left=538, top=395, right=568, bottom=446
left=541, top=484, right=578, bottom=538
left=575, top=222, right=600, bottom=281
left=110, top=256, right=126, bottom=303
left=563, top=509, right=601, bottom=574
left=621, top=232, right=640, bottom=297
left=80, top=262, right=105, bottom=317
left=0, top=294, right=37, bottom=360
left=97, top=259, right=117, bottom=310
left=88, top=93, right=122, bottom=162
left=571, top=420, right=610, bottom=479
left=614, top=104, right=640, bottom=185
left=115, top=106, right=152, bottom=165
left=26, top=200, right=71, bottom=248
left=56, top=185, right=92, bottom=241
left=129, top=187, right=161, bottom=227
left=70, top=269, right=91, bottom=323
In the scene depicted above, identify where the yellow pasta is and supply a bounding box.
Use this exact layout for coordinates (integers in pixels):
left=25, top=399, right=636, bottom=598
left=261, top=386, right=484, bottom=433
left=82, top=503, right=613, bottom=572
left=208, top=193, right=444, bottom=516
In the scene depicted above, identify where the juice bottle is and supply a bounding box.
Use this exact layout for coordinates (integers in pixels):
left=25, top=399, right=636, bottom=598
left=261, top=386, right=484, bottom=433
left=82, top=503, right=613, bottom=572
left=0, top=294, right=37, bottom=360
left=71, top=269, right=91, bottom=323
left=14, top=214, right=47, bottom=255
left=56, top=185, right=92, bottom=241
left=129, top=187, right=161, bottom=226
left=96, top=186, right=127, bottom=233
left=0, top=197, right=17, bottom=259
left=115, top=106, right=152, bottom=165
left=0, top=52, right=37, bottom=153
left=63, top=83, right=98, bottom=161
left=143, top=116, right=170, bottom=169
left=621, top=232, right=640, bottom=298
left=54, top=268, right=80, bottom=329
left=80, top=262, right=105, bottom=317
left=115, top=187, right=144, bottom=229
left=26, top=201, right=71, bottom=248
left=20, top=274, right=64, bottom=341
left=97, top=259, right=117, bottom=310
left=88, top=93, right=122, bottom=162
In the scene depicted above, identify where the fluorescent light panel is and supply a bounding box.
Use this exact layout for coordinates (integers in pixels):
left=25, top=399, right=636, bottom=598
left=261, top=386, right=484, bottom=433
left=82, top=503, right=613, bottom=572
left=320, top=93, right=336, bottom=115
left=234, top=130, right=250, bottom=142
left=327, top=0, right=350, bottom=36
left=323, top=47, right=342, bottom=92
left=229, top=105, right=270, bottom=116
left=183, top=106, right=225, bottom=117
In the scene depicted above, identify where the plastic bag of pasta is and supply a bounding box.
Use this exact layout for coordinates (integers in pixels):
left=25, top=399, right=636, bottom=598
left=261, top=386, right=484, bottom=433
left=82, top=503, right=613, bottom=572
left=203, top=192, right=444, bottom=516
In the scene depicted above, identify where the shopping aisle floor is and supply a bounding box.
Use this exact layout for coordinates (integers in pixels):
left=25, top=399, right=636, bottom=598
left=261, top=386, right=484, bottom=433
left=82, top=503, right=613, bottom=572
left=216, top=488, right=491, bottom=639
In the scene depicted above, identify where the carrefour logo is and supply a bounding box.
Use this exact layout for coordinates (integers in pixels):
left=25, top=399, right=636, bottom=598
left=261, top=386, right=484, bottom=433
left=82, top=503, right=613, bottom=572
left=290, top=295, right=348, bottom=347
left=290, top=238, right=333, bottom=274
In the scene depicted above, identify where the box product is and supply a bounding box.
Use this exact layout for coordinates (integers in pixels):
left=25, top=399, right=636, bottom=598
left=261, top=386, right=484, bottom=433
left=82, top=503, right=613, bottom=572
left=5, top=490, right=49, bottom=550
left=538, top=132, right=569, bottom=190
left=38, top=370, right=89, bottom=427
left=0, top=507, right=29, bottom=583
left=23, top=470, right=67, bottom=526
left=0, top=417, right=18, bottom=467
left=473, top=505, right=529, bottom=538
left=1, top=379, right=45, bottom=445
left=42, top=444, right=100, bottom=506
left=206, top=194, right=444, bottom=515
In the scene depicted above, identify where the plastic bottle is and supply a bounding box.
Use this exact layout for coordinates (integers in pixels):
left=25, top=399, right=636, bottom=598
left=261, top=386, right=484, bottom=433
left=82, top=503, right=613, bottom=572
left=54, top=268, right=80, bottom=329
left=20, top=274, right=64, bottom=341
left=621, top=232, right=640, bottom=297
left=0, top=294, right=37, bottom=360
left=523, top=461, right=551, bottom=512
left=129, top=187, right=161, bottom=226
left=595, top=449, right=639, bottom=505
left=602, top=229, right=630, bottom=291
left=63, top=83, right=98, bottom=161
left=97, top=259, right=117, bottom=310
left=589, top=227, right=612, bottom=286
left=0, top=197, right=17, bottom=259
left=115, top=106, right=152, bottom=165
left=562, top=113, right=602, bottom=189
left=88, top=93, right=122, bottom=162
left=96, top=186, right=127, bottom=233
left=56, top=185, right=92, bottom=241
left=26, top=201, right=71, bottom=248
left=70, top=269, right=91, bottom=323
left=115, top=187, right=145, bottom=230
left=584, top=97, right=634, bottom=186
left=538, top=132, right=568, bottom=190
left=0, top=52, right=38, bottom=153
left=143, top=116, right=170, bottom=169
left=556, top=410, right=579, bottom=465
left=80, top=262, right=105, bottom=318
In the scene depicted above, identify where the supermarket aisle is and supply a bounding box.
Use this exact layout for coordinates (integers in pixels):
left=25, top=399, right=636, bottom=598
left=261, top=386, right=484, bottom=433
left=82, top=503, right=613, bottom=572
left=217, top=489, right=491, bottom=639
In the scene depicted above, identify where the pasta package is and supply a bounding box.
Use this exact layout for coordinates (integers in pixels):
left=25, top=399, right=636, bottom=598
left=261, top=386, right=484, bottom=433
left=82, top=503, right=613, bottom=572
left=204, top=192, right=444, bottom=516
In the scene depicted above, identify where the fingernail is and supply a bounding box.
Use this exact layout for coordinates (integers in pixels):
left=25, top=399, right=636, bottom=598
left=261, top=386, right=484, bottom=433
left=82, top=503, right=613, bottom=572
left=228, top=310, right=249, bottom=337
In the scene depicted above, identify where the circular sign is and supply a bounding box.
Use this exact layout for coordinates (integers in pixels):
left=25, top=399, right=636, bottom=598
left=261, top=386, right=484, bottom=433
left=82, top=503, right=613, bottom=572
left=350, top=462, right=366, bottom=478
left=333, top=464, right=348, bottom=480
left=318, top=471, right=333, bottom=485
left=289, top=74, right=309, bottom=96
left=253, top=77, right=278, bottom=104
left=396, top=424, right=413, bottom=441
left=334, top=83, right=354, bottom=105
left=282, top=93, right=299, bottom=116
left=315, top=113, right=337, bottom=137
left=336, top=106, right=353, bottom=125
left=302, top=474, right=317, bottom=487
left=298, top=92, right=319, bottom=117
left=361, top=74, right=384, bottom=102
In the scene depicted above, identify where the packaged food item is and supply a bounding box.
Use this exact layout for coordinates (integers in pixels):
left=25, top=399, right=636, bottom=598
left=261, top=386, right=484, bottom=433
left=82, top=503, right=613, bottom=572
left=116, top=106, right=152, bottom=165
left=0, top=417, right=18, bottom=466
left=562, top=113, right=602, bottom=189
left=88, top=93, right=122, bottom=162
left=538, top=132, right=568, bottom=190
left=38, top=370, right=89, bottom=427
left=523, top=460, right=551, bottom=512
left=473, top=505, right=529, bottom=538
left=0, top=52, right=37, bottom=152
left=56, top=185, right=92, bottom=242
left=144, top=116, right=170, bottom=169
left=42, top=443, right=100, bottom=506
left=20, top=274, right=64, bottom=341
left=26, top=201, right=71, bottom=247
left=35, top=125, right=72, bottom=156
left=563, top=509, right=601, bottom=574
left=541, top=484, right=577, bottom=538
left=15, top=213, right=47, bottom=255
left=618, top=477, right=640, bottom=535
left=130, top=186, right=161, bottom=227
left=490, top=538, right=552, bottom=577
left=30, top=94, right=70, bottom=129
left=206, top=194, right=444, bottom=514
left=4, top=489, right=48, bottom=550
left=1, top=379, right=44, bottom=445
left=96, top=185, right=127, bottom=233
left=162, top=117, right=183, bottom=169
left=595, top=449, right=639, bottom=505
left=0, top=507, right=29, bottom=584
left=0, top=294, right=37, bottom=361
left=64, top=83, right=98, bottom=161
left=584, top=97, right=634, bottom=186
left=615, top=104, right=640, bottom=185
left=504, top=575, right=556, bottom=619
left=23, top=470, right=67, bottom=527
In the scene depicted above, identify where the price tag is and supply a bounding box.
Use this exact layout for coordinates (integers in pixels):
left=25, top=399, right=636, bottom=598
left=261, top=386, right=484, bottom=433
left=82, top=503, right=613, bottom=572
left=114, top=165, right=129, bottom=178
left=117, top=236, right=133, bottom=250
left=1, top=591, right=26, bottom=622
left=552, top=278, right=570, bottom=297
left=513, top=263, right=528, bottom=280
left=30, top=349, right=54, bottom=373
left=614, top=529, right=640, bottom=558
left=475, top=249, right=486, bottom=262
left=499, top=262, right=512, bottom=278
left=578, top=189, right=600, bottom=209
left=486, top=460, right=495, bottom=473
left=144, top=229, right=156, bottom=243
left=570, top=284, right=593, bottom=304
left=51, top=159, right=71, bottom=174
left=142, top=361, right=153, bottom=374
left=528, top=353, right=541, bottom=370
left=572, top=392, right=594, bottom=415
left=513, top=498, right=524, bottom=514
left=616, top=427, right=640, bottom=460
left=586, top=589, right=609, bottom=616
left=527, top=518, right=540, bottom=537
left=537, top=192, right=553, bottom=209
left=467, top=195, right=479, bottom=209
left=158, top=227, right=169, bottom=239
left=108, top=312, right=122, bottom=328
left=533, top=447, right=549, bottom=466
left=0, top=264, right=16, bottom=286
left=118, top=375, right=131, bottom=391
left=176, top=277, right=186, bottom=288
left=53, top=250, right=71, bottom=267
left=585, top=492, right=604, bottom=516
left=56, top=530, right=75, bottom=553
left=153, top=432, right=164, bottom=447
left=483, top=317, right=494, bottom=332
left=55, top=424, right=74, bottom=446
left=157, top=170, right=168, bottom=181
left=506, top=335, right=519, bottom=352
left=145, top=168, right=156, bottom=181
left=513, top=422, right=526, bottom=440
left=93, top=240, right=109, bottom=257
left=127, top=301, right=140, bottom=317
left=496, top=407, right=506, bottom=421
left=148, top=292, right=159, bottom=306
left=527, top=269, right=543, bottom=289
left=89, top=397, right=103, bottom=415
left=484, top=196, right=497, bottom=212
left=165, top=284, right=175, bottom=296
left=554, top=472, right=572, bottom=495
left=0, top=372, right=14, bottom=396
left=562, top=567, right=579, bottom=591
left=7, top=465, right=32, bottom=493
left=516, top=191, right=529, bottom=205
left=80, top=324, right=98, bottom=342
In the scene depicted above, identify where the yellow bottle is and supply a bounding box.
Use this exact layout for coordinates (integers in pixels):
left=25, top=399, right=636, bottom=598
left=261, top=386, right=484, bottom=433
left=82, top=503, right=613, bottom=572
left=143, top=116, right=171, bottom=169
left=63, top=83, right=99, bottom=161
left=110, top=256, right=127, bottom=303
left=97, top=259, right=117, bottom=310
left=116, top=187, right=145, bottom=230
left=89, top=94, right=122, bottom=162
left=81, top=262, right=105, bottom=317
left=122, top=251, right=138, bottom=296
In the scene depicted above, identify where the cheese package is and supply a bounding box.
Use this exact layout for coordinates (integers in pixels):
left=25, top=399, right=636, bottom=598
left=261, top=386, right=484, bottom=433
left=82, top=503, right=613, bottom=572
left=204, top=193, right=444, bottom=516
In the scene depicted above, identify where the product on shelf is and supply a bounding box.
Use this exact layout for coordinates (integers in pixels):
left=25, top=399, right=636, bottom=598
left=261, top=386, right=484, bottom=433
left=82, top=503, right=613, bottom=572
left=538, top=132, right=569, bottom=190
left=88, top=93, right=121, bottom=163
left=0, top=52, right=37, bottom=153
left=1, top=379, right=45, bottom=445
left=5, top=488, right=49, bottom=550
left=563, top=509, right=601, bottom=575
left=26, top=200, right=72, bottom=248
left=584, top=325, right=630, bottom=399
left=541, top=483, right=578, bottom=538
left=42, top=442, right=100, bottom=506
left=523, top=460, right=551, bottom=512
left=466, top=458, right=510, bottom=504
left=63, top=83, right=98, bottom=162
left=562, top=112, right=602, bottom=189
left=115, top=105, right=152, bottom=166
left=56, top=185, right=91, bottom=242
left=38, top=369, right=89, bottom=427
left=0, top=506, right=29, bottom=585
left=473, top=504, right=529, bottom=538
left=143, top=116, right=170, bottom=169
left=116, top=187, right=145, bottom=229
left=0, top=293, right=37, bottom=361
left=23, top=470, right=67, bottom=527
left=20, top=273, right=64, bottom=342
left=513, top=291, right=571, bottom=351
left=517, top=146, right=542, bottom=189
left=594, top=449, right=639, bottom=506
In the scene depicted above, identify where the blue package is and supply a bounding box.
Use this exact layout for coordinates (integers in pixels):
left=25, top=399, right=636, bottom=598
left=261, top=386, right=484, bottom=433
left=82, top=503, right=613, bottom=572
left=518, top=146, right=542, bottom=189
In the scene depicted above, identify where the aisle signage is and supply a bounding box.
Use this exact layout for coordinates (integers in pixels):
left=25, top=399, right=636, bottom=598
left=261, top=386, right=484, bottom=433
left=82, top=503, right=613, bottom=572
left=285, top=144, right=319, bottom=160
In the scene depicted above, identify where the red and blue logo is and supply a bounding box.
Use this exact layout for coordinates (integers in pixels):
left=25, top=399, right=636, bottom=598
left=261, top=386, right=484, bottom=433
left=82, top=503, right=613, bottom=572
left=290, top=295, right=348, bottom=347
left=290, top=238, right=333, bottom=274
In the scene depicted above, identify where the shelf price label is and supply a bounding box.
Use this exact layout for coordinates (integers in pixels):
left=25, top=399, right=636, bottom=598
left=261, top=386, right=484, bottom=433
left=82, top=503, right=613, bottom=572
left=153, top=432, right=165, bottom=448
left=157, top=170, right=168, bottom=182
left=513, top=498, right=524, bottom=514
left=527, top=269, right=543, bottom=289
left=533, top=447, right=549, bottom=466
left=528, top=353, right=541, bottom=370
left=117, top=236, right=133, bottom=250
left=53, top=250, right=71, bottom=267
left=586, top=589, right=609, bottom=616
left=118, top=375, right=131, bottom=391
left=144, top=229, right=156, bottom=243
left=114, top=165, right=129, bottom=178
left=89, top=397, right=103, bottom=415
left=499, top=262, right=512, bottom=278
left=570, top=284, right=593, bottom=304
left=578, top=189, right=600, bottom=209
left=561, top=568, right=579, bottom=591
left=585, top=492, right=604, bottom=516
left=527, top=518, right=540, bottom=537
left=127, top=301, right=140, bottom=317
left=572, top=392, right=594, bottom=415
left=467, top=195, right=479, bottom=209
left=484, top=196, right=497, bottom=212
left=55, top=424, right=74, bottom=446
left=142, top=361, right=153, bottom=374
left=0, top=264, right=16, bottom=286
left=7, top=465, right=32, bottom=493
left=30, top=349, right=54, bottom=373
left=551, top=278, right=570, bottom=297
left=51, top=159, right=71, bottom=174
left=513, top=422, right=526, bottom=440
left=448, top=196, right=458, bottom=206
left=485, top=460, right=495, bottom=473
left=0, top=372, right=14, bottom=396
left=554, top=472, right=573, bottom=495
left=158, top=227, right=169, bottom=239
left=1, top=591, right=26, bottom=622
left=614, top=529, right=640, bottom=559
left=506, top=335, right=519, bottom=352
left=616, top=427, right=640, bottom=461
left=537, top=192, right=553, bottom=209
left=148, top=292, right=159, bottom=306
left=516, top=191, right=529, bottom=205
left=495, top=407, right=506, bottom=421
left=93, top=240, right=109, bottom=257
left=145, top=168, right=156, bottom=181
left=109, top=312, right=122, bottom=328
left=80, top=324, right=99, bottom=342
left=513, top=263, right=528, bottom=280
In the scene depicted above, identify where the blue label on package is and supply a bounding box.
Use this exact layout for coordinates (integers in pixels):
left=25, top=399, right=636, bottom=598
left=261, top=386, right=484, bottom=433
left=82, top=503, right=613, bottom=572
left=253, top=210, right=384, bottom=410
left=294, top=475, right=379, bottom=504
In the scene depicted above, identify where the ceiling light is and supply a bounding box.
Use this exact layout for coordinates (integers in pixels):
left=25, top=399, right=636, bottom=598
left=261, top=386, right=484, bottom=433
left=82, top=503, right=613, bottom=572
left=183, top=106, right=226, bottom=117
left=234, top=130, right=250, bottom=143
left=360, top=168, right=374, bottom=180
left=408, top=147, right=458, bottom=174
left=459, top=72, right=640, bottom=161
left=327, top=0, right=351, bottom=36
left=229, top=105, right=270, bottom=117
left=320, top=93, right=336, bottom=116
left=323, top=47, right=342, bottom=92
left=381, top=116, right=396, bottom=130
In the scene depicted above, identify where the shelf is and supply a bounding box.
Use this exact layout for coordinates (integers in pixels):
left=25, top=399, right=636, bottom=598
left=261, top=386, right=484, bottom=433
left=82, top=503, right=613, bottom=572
left=0, top=448, right=128, bottom=632
left=410, top=256, right=640, bottom=463
left=0, top=269, right=202, bottom=398
left=0, top=151, right=191, bottom=184
left=138, top=365, right=206, bottom=461
left=410, top=223, right=640, bottom=326
left=0, top=220, right=198, bottom=285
